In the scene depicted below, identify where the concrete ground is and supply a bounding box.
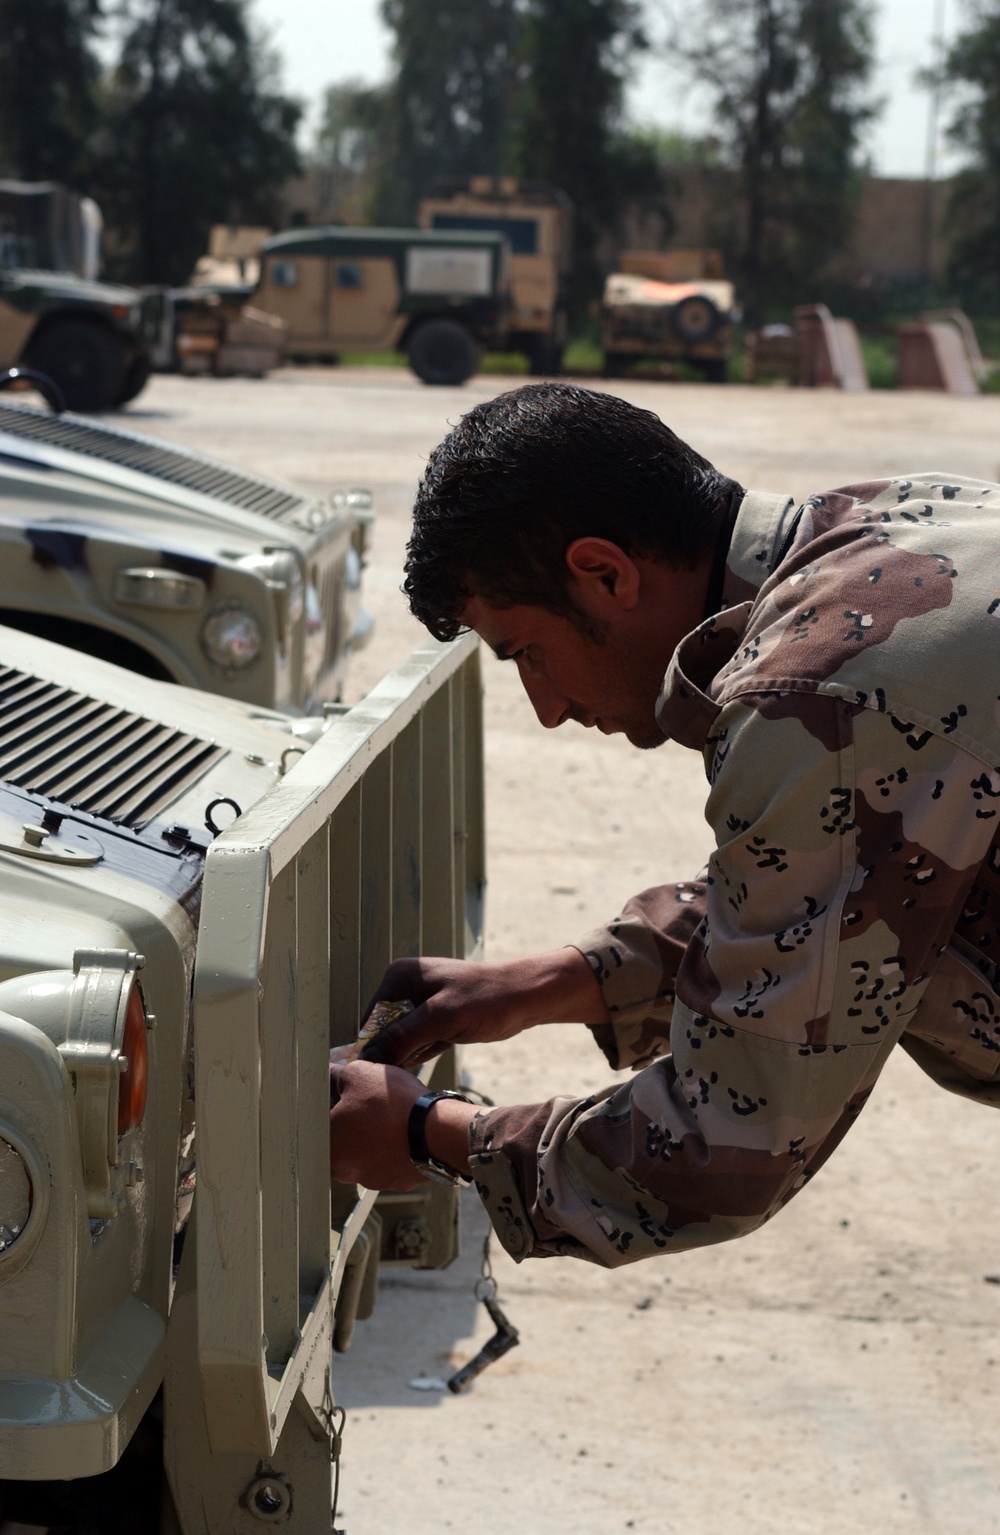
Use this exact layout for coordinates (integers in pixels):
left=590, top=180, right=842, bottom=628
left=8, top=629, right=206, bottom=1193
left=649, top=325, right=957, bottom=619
left=132, top=369, right=1000, bottom=1534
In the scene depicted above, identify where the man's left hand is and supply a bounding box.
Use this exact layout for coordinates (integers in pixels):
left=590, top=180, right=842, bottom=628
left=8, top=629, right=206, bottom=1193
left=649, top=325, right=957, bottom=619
left=329, top=1059, right=426, bottom=1189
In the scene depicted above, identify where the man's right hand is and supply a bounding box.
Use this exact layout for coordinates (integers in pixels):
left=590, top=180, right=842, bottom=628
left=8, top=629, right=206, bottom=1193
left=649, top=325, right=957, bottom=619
left=359, top=947, right=609, bottom=1070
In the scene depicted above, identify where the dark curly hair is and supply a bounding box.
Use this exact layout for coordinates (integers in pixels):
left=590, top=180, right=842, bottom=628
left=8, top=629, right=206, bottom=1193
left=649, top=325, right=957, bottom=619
left=404, top=383, right=742, bottom=641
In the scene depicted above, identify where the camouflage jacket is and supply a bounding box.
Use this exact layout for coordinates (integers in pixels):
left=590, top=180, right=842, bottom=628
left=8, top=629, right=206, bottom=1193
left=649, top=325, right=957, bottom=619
left=470, top=473, right=1000, bottom=1266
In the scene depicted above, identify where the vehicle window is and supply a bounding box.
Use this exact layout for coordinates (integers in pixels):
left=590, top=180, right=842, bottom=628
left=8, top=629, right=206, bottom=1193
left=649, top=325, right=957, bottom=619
left=336, top=263, right=362, bottom=289
left=270, top=261, right=299, bottom=288
left=430, top=214, right=538, bottom=255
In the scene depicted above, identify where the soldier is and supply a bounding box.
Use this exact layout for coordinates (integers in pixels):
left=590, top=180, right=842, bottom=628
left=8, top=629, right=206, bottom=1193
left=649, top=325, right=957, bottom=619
left=329, top=382, right=1000, bottom=1267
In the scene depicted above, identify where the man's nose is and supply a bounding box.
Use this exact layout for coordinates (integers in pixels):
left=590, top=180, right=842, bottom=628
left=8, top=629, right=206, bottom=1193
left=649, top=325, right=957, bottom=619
left=520, top=668, right=571, bottom=729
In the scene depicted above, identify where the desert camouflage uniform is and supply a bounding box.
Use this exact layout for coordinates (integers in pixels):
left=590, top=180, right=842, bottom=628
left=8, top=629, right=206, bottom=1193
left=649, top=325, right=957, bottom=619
left=469, top=473, right=1000, bottom=1265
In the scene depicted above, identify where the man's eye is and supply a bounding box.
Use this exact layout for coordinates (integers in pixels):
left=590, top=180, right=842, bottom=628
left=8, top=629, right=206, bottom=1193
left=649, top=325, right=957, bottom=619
left=515, top=647, right=543, bottom=676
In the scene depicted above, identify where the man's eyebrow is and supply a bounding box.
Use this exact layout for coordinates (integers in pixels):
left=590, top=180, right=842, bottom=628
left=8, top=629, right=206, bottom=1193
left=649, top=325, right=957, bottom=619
left=492, top=641, right=515, bottom=662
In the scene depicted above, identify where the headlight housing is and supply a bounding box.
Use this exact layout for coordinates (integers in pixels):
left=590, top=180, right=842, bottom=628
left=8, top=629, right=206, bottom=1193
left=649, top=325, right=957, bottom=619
left=0, top=950, right=149, bottom=1219
left=0, top=1134, right=33, bottom=1254
left=201, top=604, right=263, bottom=670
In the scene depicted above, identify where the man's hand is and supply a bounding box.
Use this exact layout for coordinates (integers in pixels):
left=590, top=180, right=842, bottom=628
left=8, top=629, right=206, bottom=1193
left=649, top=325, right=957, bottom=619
left=329, top=1060, right=477, bottom=1188
left=359, top=947, right=609, bottom=1069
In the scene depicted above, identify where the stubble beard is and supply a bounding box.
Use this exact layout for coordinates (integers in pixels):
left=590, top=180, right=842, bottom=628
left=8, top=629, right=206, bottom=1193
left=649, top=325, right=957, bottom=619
left=624, top=717, right=667, bottom=750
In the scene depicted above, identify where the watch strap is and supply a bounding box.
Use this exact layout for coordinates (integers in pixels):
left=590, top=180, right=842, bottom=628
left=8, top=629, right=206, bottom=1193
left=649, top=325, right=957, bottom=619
left=408, top=1090, right=473, bottom=1186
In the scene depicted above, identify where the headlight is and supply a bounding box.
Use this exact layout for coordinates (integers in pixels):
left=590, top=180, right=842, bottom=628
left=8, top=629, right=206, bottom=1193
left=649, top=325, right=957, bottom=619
left=0, top=1135, right=32, bottom=1254
left=0, top=950, right=149, bottom=1221
left=201, top=605, right=263, bottom=669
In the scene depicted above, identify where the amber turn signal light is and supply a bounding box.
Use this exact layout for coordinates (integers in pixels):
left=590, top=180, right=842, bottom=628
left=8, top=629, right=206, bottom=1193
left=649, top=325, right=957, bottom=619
left=117, top=983, right=148, bottom=1135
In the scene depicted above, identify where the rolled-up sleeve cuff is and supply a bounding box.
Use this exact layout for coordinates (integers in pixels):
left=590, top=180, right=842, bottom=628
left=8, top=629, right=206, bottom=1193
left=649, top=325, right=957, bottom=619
left=468, top=1109, right=535, bottom=1262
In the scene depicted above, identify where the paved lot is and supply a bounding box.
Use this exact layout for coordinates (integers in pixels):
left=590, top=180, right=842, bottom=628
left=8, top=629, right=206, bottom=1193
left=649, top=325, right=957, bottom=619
left=132, top=369, right=1000, bottom=1534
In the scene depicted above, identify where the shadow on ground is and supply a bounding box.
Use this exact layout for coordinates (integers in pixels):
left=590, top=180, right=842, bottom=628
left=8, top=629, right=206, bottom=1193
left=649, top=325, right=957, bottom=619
left=333, top=1188, right=492, bottom=1410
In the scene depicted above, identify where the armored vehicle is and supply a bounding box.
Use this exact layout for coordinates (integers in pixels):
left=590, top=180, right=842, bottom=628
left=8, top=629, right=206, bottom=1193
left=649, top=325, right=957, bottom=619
left=0, top=619, right=484, bottom=1533
left=418, top=176, right=572, bottom=374
left=0, top=393, right=372, bottom=712
left=255, top=225, right=510, bottom=385
left=601, top=249, right=738, bottom=382
left=0, top=182, right=154, bottom=411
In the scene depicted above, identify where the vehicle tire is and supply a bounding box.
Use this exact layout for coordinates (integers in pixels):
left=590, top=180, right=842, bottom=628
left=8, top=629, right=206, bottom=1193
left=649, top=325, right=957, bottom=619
left=407, top=319, right=480, bottom=385
left=601, top=350, right=633, bottom=379
left=700, top=357, right=728, bottom=384
left=671, top=294, right=721, bottom=345
left=25, top=319, right=127, bottom=412
left=114, top=350, right=153, bottom=407
left=527, top=336, right=563, bottom=376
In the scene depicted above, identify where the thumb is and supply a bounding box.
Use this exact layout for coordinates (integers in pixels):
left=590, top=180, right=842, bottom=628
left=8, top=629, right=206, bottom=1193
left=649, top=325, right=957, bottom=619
left=360, top=1001, right=442, bottom=1066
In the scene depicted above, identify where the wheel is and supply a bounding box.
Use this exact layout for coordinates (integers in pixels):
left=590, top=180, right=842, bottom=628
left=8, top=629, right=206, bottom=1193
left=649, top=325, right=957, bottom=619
left=671, top=294, right=721, bottom=345
left=699, top=357, right=729, bottom=383
left=601, top=350, right=633, bottom=379
left=526, top=336, right=563, bottom=376
left=114, top=350, right=152, bottom=407
left=407, top=319, right=479, bottom=385
left=25, top=319, right=127, bottom=411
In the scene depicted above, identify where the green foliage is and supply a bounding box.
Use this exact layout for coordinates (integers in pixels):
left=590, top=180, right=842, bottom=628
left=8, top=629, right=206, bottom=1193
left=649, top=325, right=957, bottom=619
left=0, top=0, right=102, bottom=183
left=939, top=3, right=1000, bottom=314
left=375, top=0, right=520, bottom=223
left=369, top=0, right=661, bottom=314
left=314, top=78, right=391, bottom=224
left=860, top=334, right=895, bottom=388
left=316, top=80, right=389, bottom=178
left=669, top=0, right=878, bottom=322
left=562, top=331, right=604, bottom=373
left=512, top=0, right=662, bottom=315
left=94, top=0, right=301, bottom=284
left=627, top=125, right=723, bottom=168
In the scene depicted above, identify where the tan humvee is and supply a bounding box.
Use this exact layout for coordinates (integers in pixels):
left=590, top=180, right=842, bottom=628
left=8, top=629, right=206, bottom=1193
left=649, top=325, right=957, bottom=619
left=601, top=249, right=738, bottom=383
left=253, top=224, right=511, bottom=385
left=0, top=621, right=484, bottom=1532
left=148, top=228, right=288, bottom=379
left=0, top=182, right=153, bottom=410
left=418, top=176, right=572, bottom=374
left=0, top=396, right=372, bottom=713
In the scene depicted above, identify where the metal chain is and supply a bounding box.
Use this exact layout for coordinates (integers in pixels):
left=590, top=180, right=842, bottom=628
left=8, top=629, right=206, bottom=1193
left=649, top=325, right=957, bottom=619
left=474, top=1226, right=497, bottom=1303
left=320, top=1367, right=348, bottom=1534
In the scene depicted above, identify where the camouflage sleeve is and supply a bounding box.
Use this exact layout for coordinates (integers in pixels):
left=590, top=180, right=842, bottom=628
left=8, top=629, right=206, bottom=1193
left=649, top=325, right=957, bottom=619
left=574, top=880, right=707, bottom=1070
left=470, top=696, right=994, bottom=1266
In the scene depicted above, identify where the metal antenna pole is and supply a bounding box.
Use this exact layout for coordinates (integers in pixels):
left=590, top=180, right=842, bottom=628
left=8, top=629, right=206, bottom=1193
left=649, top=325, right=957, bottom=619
left=921, top=0, right=947, bottom=290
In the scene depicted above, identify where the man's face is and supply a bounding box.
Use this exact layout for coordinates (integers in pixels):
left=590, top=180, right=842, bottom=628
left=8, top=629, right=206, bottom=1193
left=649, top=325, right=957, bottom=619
left=460, top=593, right=668, bottom=749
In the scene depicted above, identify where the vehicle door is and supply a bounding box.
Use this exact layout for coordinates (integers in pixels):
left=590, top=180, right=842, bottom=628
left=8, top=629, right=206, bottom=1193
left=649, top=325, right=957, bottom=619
left=328, top=255, right=402, bottom=350
left=258, top=253, right=328, bottom=346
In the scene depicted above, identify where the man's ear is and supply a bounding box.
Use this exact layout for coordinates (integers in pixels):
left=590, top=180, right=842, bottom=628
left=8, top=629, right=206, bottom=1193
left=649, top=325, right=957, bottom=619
left=565, top=537, right=640, bottom=610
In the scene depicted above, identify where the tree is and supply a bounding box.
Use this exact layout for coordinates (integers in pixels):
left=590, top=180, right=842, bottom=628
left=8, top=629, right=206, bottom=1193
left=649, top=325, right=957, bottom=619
left=938, top=2, right=1000, bottom=313
left=512, top=0, right=662, bottom=316
left=668, top=0, right=877, bottom=321
left=314, top=78, right=392, bottom=224
left=0, top=0, right=101, bottom=183
left=94, top=0, right=301, bottom=284
left=376, top=0, right=520, bottom=223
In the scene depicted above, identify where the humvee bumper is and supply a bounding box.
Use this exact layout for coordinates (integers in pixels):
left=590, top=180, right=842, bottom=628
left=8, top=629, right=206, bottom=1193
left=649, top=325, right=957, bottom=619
left=0, top=1295, right=163, bottom=1480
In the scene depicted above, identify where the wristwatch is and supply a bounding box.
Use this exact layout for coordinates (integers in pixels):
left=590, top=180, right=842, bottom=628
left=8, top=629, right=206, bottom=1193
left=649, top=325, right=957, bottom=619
left=407, top=1089, right=474, bottom=1186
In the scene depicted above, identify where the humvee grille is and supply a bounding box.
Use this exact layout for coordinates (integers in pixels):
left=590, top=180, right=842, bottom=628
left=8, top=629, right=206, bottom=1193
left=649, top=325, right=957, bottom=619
left=0, top=403, right=310, bottom=524
left=0, top=664, right=224, bottom=828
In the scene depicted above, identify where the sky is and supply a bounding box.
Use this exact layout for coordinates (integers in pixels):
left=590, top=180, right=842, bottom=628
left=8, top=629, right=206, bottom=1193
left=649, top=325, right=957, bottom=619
left=253, top=0, right=960, bottom=180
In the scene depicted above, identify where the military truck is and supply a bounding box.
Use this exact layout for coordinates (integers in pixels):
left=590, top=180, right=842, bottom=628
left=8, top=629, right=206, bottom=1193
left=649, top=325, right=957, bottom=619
left=0, top=388, right=372, bottom=712
left=0, top=618, right=483, bottom=1532
left=0, top=183, right=154, bottom=411
left=255, top=225, right=510, bottom=385
left=146, top=228, right=288, bottom=379
left=418, top=177, right=572, bottom=374
left=601, top=249, right=738, bottom=383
